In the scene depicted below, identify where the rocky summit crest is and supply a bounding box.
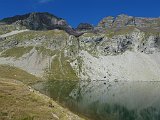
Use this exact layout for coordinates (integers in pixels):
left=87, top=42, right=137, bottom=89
left=98, top=14, right=160, bottom=30
left=0, top=12, right=82, bottom=36
left=0, top=12, right=160, bottom=35
left=0, top=12, right=67, bottom=30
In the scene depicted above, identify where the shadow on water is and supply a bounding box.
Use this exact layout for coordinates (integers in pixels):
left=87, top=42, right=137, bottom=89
left=32, top=80, right=160, bottom=120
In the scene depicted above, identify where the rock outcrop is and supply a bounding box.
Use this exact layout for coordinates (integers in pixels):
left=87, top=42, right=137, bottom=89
left=0, top=12, right=83, bottom=36
left=76, top=23, right=94, bottom=31
left=98, top=14, right=160, bottom=30
left=1, top=12, right=68, bottom=30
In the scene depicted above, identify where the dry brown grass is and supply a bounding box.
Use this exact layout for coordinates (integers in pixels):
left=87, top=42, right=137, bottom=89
left=0, top=65, right=40, bottom=85
left=0, top=78, right=85, bottom=120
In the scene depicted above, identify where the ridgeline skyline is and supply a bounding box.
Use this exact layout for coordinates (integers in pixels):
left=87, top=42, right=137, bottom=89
left=0, top=0, right=159, bottom=27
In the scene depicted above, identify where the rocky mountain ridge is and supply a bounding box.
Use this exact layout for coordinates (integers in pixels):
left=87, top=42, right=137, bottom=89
left=0, top=12, right=67, bottom=29
left=1, top=12, right=160, bottom=35
left=98, top=14, right=160, bottom=30
left=0, top=12, right=83, bottom=36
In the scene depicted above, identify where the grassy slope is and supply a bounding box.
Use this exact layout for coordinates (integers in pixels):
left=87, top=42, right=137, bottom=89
left=0, top=65, right=41, bottom=85
left=2, top=30, right=68, bottom=43
left=0, top=24, right=18, bottom=35
left=0, top=78, right=84, bottom=120
left=1, top=46, right=33, bottom=58
left=0, top=65, right=85, bottom=120
left=47, top=51, right=79, bottom=81
left=35, top=46, right=58, bottom=57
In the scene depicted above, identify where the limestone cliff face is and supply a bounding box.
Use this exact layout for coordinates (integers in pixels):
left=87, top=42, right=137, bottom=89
left=79, top=28, right=160, bottom=55
left=98, top=14, right=160, bottom=30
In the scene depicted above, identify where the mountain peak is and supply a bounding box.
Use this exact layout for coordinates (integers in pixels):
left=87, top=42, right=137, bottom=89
left=98, top=14, right=160, bottom=30
left=0, top=12, right=61, bottom=24
left=0, top=12, right=68, bottom=30
left=76, top=23, right=94, bottom=31
left=0, top=12, right=86, bottom=36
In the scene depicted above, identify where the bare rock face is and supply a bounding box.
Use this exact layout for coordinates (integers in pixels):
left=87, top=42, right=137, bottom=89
left=0, top=12, right=82, bottom=36
left=135, top=17, right=160, bottom=29
left=98, top=14, right=160, bottom=30
left=98, top=16, right=115, bottom=28
left=79, top=28, right=160, bottom=56
left=76, top=23, right=94, bottom=31
left=1, top=12, right=68, bottom=30
left=113, top=14, right=135, bottom=27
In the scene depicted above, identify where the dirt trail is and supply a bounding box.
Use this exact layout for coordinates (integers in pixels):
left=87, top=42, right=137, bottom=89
left=0, top=29, right=29, bottom=38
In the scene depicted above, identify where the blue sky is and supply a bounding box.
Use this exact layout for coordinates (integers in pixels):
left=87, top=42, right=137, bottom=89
left=0, top=0, right=159, bottom=27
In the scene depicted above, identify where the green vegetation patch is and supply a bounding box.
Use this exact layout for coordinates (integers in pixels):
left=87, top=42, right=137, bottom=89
left=5, top=30, right=68, bottom=42
left=42, top=80, right=78, bottom=103
left=0, top=78, right=84, bottom=120
left=81, top=32, right=101, bottom=38
left=47, top=51, right=79, bottom=81
left=104, top=26, right=136, bottom=38
left=0, top=65, right=40, bottom=85
left=35, top=46, right=57, bottom=57
left=1, top=46, right=33, bottom=58
left=0, top=24, right=17, bottom=35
